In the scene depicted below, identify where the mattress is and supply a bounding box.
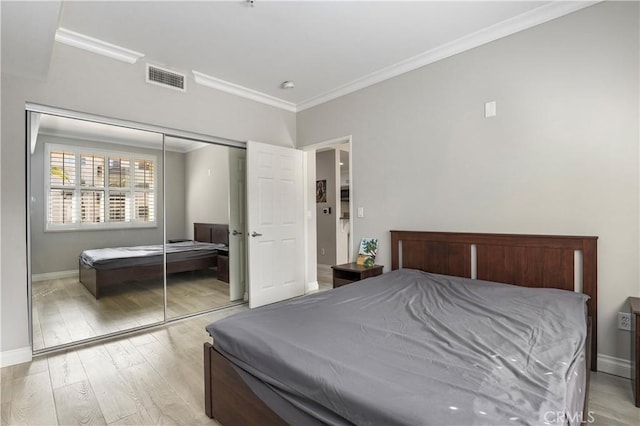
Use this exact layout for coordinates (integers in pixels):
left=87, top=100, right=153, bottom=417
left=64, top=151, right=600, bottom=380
left=207, top=269, right=589, bottom=426
left=80, top=240, right=226, bottom=270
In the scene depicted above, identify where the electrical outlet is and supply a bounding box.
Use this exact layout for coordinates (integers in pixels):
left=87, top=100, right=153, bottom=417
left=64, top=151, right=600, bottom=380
left=618, top=312, right=632, bottom=331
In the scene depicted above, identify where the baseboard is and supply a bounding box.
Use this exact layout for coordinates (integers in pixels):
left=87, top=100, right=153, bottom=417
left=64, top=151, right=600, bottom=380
left=597, top=353, right=632, bottom=379
left=306, top=281, right=319, bottom=293
left=32, top=270, right=78, bottom=282
left=0, top=346, right=32, bottom=368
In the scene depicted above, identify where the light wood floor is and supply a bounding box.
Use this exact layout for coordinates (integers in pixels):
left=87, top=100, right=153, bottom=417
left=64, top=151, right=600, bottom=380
left=1, top=305, right=246, bottom=426
left=317, top=264, right=333, bottom=291
left=589, top=371, right=640, bottom=425
left=1, top=304, right=639, bottom=425
left=32, top=270, right=234, bottom=351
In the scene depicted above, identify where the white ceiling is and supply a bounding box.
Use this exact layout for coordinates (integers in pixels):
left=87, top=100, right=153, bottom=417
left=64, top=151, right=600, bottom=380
left=0, top=1, right=61, bottom=80
left=3, top=1, right=597, bottom=112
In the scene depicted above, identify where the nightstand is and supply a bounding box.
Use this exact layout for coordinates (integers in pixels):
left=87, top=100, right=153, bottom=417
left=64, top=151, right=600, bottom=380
left=630, top=296, right=640, bottom=408
left=217, top=248, right=229, bottom=283
left=331, top=262, right=383, bottom=288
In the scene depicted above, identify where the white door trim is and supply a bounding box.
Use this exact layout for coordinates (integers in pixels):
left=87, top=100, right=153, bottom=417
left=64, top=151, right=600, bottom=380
left=228, top=149, right=246, bottom=301
left=301, top=135, right=353, bottom=293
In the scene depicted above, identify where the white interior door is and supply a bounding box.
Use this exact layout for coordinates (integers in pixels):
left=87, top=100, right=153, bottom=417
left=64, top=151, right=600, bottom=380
left=247, top=141, right=305, bottom=308
left=228, top=149, right=246, bottom=301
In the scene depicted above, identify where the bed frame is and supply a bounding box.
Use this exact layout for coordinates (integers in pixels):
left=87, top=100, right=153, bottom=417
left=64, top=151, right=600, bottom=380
left=204, top=230, right=597, bottom=425
left=79, top=223, right=228, bottom=299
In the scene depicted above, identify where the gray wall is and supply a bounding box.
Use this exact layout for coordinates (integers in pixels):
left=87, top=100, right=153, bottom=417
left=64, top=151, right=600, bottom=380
left=1, top=40, right=295, bottom=352
left=185, top=143, right=231, bottom=238
left=298, top=2, right=639, bottom=363
left=316, top=150, right=336, bottom=265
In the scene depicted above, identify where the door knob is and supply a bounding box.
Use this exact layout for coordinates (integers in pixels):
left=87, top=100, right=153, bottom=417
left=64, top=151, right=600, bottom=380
left=232, top=230, right=243, bottom=235
left=251, top=231, right=263, bottom=237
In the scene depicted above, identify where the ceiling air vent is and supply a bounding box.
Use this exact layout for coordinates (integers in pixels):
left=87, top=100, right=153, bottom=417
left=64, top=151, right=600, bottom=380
left=146, top=64, right=186, bottom=91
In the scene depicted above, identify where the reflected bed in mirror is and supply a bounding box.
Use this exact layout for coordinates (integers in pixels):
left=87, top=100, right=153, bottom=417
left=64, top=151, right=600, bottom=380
left=78, top=223, right=229, bottom=299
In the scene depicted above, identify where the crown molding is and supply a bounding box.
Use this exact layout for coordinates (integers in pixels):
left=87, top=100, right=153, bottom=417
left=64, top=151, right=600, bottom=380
left=296, top=1, right=599, bottom=112
left=192, top=70, right=297, bottom=113
left=53, top=2, right=598, bottom=113
left=55, top=27, right=145, bottom=64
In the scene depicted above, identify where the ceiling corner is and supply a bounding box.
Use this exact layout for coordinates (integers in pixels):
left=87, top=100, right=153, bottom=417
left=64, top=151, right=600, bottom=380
left=1, top=1, right=62, bottom=80
left=296, top=0, right=600, bottom=112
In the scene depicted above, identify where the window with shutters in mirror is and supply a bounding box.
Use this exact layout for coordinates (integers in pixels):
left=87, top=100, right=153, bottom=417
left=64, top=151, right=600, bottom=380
left=46, top=144, right=157, bottom=231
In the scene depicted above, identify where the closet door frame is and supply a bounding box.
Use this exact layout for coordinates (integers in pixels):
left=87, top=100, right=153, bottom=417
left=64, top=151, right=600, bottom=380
left=26, top=103, right=246, bottom=355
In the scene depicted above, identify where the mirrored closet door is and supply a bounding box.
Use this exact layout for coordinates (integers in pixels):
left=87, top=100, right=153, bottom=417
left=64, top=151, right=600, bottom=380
left=164, top=138, right=246, bottom=319
left=28, top=110, right=246, bottom=352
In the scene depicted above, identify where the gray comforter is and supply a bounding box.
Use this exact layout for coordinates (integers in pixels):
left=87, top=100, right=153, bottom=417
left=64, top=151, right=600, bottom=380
left=207, top=269, right=588, bottom=426
left=80, top=241, right=226, bottom=269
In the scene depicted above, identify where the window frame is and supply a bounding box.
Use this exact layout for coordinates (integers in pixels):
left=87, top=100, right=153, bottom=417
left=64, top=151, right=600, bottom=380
left=45, top=143, right=158, bottom=232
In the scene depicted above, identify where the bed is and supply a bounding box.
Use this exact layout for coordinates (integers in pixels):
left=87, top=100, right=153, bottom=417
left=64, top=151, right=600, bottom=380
left=203, top=231, right=597, bottom=425
left=79, top=223, right=229, bottom=299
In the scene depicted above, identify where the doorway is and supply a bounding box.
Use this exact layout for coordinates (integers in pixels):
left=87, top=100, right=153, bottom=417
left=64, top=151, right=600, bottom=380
left=302, top=136, right=353, bottom=293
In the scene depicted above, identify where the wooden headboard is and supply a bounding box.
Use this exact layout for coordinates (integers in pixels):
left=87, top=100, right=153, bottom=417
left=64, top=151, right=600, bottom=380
left=194, top=223, right=229, bottom=245
left=390, top=230, right=598, bottom=371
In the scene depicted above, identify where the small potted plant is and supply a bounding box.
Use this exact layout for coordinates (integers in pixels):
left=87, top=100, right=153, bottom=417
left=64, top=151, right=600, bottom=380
left=357, top=238, right=378, bottom=267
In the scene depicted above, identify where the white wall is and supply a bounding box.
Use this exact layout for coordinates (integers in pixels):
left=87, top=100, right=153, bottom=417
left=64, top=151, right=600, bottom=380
left=1, top=41, right=295, bottom=355
left=165, top=151, right=186, bottom=241
left=185, top=143, right=232, bottom=238
left=297, top=2, right=639, bottom=364
left=336, top=147, right=350, bottom=264
left=0, top=1, right=3, bottom=365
